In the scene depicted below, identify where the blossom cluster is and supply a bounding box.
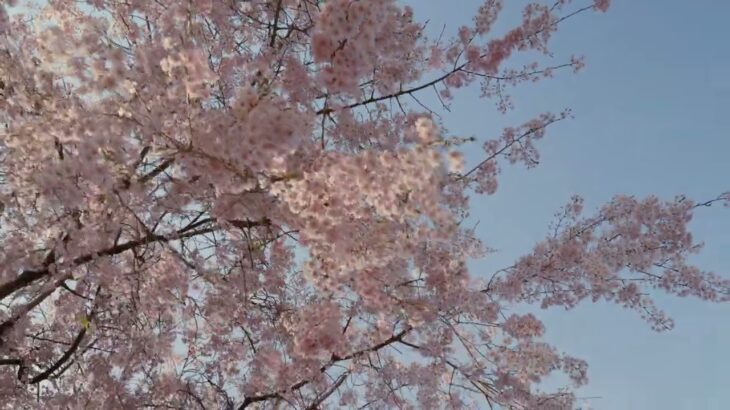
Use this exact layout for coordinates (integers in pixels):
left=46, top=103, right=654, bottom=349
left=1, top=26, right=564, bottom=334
left=2, top=1, right=726, bottom=409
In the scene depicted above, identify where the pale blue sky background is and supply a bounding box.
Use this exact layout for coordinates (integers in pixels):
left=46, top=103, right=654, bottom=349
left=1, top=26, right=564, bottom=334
left=410, top=1, right=730, bottom=409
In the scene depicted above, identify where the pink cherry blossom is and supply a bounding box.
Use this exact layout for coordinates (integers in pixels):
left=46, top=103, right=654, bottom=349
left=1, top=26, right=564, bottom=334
left=0, top=0, right=726, bottom=409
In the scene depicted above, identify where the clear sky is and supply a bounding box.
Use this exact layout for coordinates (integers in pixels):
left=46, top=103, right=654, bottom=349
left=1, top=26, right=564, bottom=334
left=410, top=1, right=730, bottom=409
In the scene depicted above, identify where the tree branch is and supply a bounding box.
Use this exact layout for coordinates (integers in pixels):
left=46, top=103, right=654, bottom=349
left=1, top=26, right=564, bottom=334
left=305, top=371, right=349, bottom=410
left=30, top=286, right=101, bottom=384
left=0, top=218, right=270, bottom=301
left=237, top=327, right=412, bottom=409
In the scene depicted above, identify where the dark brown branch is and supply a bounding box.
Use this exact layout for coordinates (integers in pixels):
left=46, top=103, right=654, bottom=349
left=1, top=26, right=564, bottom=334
left=237, top=327, right=412, bottom=409
left=137, top=156, right=175, bottom=184
left=60, top=282, right=93, bottom=301
left=394, top=338, right=505, bottom=408
left=0, top=358, right=22, bottom=366
left=693, top=193, right=730, bottom=208
left=305, top=372, right=349, bottom=410
left=316, top=69, right=456, bottom=116
left=269, top=0, right=283, bottom=47
left=29, top=326, right=87, bottom=384
left=314, top=6, right=592, bottom=117
left=459, top=62, right=574, bottom=81
left=0, top=218, right=269, bottom=302
left=0, top=277, right=70, bottom=342
left=0, top=357, right=26, bottom=380
left=30, top=287, right=101, bottom=384
left=458, top=116, right=564, bottom=181
left=0, top=226, right=212, bottom=302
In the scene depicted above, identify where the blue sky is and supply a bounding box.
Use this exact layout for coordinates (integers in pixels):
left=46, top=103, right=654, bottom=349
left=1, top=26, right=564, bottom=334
left=409, top=1, right=730, bottom=409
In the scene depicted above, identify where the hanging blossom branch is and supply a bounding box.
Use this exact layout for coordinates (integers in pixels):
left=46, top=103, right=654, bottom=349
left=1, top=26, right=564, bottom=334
left=1, top=0, right=727, bottom=409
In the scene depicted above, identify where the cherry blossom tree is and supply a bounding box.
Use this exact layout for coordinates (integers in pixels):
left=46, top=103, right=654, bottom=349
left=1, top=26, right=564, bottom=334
left=0, top=0, right=727, bottom=408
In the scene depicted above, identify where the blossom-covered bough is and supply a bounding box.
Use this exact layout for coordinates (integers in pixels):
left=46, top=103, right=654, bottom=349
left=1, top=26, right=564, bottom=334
left=0, top=0, right=727, bottom=408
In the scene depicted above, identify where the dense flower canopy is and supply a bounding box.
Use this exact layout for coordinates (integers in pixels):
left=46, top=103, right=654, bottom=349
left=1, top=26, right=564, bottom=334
left=0, top=0, right=727, bottom=408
